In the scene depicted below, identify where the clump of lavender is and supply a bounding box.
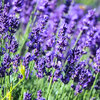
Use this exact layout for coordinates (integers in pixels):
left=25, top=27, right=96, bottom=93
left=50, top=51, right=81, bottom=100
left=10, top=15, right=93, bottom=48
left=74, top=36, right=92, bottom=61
left=64, top=0, right=72, bottom=13
left=37, top=0, right=57, bottom=14
left=0, top=2, right=19, bottom=53
left=26, top=0, right=71, bottom=82
left=23, top=91, right=32, bottom=100
left=20, top=0, right=36, bottom=27
left=0, top=66, right=5, bottom=77
left=0, top=3, right=10, bottom=34
left=0, top=53, right=12, bottom=77
left=71, top=62, right=95, bottom=94
left=0, top=47, right=6, bottom=56
left=94, top=48, right=100, bottom=73
left=23, top=52, right=31, bottom=69
left=1, top=0, right=100, bottom=99
left=12, top=0, right=23, bottom=13
left=6, top=38, right=18, bottom=53
left=0, top=1, right=20, bottom=79
left=12, top=54, right=21, bottom=71
left=26, top=14, right=49, bottom=53
left=26, top=0, right=94, bottom=87
left=9, top=17, right=19, bottom=33
left=36, top=90, right=45, bottom=100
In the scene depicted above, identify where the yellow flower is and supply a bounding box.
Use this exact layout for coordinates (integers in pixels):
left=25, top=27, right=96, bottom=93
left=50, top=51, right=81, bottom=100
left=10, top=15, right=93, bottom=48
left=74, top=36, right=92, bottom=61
left=19, top=64, right=25, bottom=78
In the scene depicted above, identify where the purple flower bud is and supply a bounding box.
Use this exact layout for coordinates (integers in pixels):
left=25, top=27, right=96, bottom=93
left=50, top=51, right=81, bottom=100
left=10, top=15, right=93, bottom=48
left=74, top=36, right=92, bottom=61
left=23, top=52, right=31, bottom=68
left=23, top=91, right=32, bottom=100
left=36, top=90, right=45, bottom=100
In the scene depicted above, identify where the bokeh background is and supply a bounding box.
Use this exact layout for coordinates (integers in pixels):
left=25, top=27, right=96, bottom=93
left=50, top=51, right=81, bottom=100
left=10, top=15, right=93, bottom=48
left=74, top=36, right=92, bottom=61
left=59, top=0, right=100, bottom=7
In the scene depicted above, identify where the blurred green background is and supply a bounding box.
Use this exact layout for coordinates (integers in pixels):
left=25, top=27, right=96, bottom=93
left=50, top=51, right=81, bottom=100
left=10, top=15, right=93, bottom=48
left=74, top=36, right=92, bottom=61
left=76, top=0, right=100, bottom=7
left=60, top=0, right=100, bottom=8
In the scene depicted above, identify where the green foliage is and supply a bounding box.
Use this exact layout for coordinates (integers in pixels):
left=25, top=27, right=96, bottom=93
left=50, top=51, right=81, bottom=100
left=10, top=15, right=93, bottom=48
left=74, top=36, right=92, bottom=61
left=76, top=0, right=96, bottom=5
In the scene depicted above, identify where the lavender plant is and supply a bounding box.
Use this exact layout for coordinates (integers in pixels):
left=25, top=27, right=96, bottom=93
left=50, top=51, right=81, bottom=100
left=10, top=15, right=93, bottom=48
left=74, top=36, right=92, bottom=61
left=0, top=0, right=100, bottom=100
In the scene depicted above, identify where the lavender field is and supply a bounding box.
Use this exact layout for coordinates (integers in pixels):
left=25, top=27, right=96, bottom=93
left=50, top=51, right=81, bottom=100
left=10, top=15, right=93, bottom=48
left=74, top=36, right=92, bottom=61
left=0, top=0, right=100, bottom=100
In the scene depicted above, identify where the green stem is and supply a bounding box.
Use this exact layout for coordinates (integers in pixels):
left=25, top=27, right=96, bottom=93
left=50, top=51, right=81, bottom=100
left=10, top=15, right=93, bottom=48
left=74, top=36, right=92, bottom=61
left=48, top=82, right=55, bottom=98
left=72, top=31, right=82, bottom=49
left=88, top=73, right=99, bottom=99
left=46, top=69, right=55, bottom=100
left=2, top=0, right=4, bottom=7
left=2, top=78, right=24, bottom=100
left=83, top=90, right=88, bottom=100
